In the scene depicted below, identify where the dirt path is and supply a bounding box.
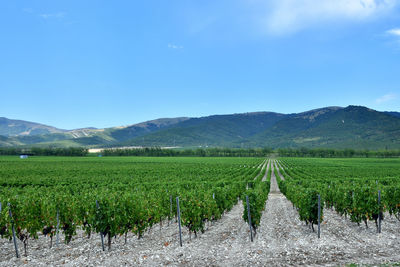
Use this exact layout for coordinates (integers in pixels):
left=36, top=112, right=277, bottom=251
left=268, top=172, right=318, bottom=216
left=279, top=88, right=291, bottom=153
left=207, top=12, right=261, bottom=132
left=274, top=160, right=286, bottom=180
left=269, top=161, right=279, bottom=193
left=261, top=159, right=270, bottom=182
left=267, top=160, right=400, bottom=265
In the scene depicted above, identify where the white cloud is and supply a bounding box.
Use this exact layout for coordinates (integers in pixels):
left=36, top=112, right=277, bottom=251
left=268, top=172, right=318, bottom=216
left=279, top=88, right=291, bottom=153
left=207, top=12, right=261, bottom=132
left=376, top=93, right=397, bottom=104
left=39, top=12, right=66, bottom=19
left=249, top=0, right=398, bottom=35
left=168, top=44, right=184, bottom=49
left=387, top=28, right=400, bottom=36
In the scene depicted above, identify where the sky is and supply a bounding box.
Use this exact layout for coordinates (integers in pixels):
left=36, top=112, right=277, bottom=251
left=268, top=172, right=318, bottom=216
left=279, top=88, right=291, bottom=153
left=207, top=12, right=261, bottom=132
left=1, top=0, right=400, bottom=129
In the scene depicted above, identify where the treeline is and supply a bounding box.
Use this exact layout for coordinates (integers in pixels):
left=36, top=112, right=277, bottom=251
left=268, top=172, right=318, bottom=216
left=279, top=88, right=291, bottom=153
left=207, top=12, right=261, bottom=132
left=1, top=146, right=400, bottom=158
left=102, top=147, right=274, bottom=157
left=0, top=147, right=88, bottom=156
left=277, top=148, right=400, bottom=158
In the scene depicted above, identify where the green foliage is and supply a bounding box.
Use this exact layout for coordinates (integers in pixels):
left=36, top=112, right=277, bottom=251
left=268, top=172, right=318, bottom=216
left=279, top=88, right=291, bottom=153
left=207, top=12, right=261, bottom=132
left=384, top=187, right=400, bottom=221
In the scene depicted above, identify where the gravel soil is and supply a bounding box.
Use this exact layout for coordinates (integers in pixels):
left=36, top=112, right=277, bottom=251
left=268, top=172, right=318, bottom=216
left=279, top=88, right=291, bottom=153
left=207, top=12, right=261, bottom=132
left=1, top=160, right=400, bottom=266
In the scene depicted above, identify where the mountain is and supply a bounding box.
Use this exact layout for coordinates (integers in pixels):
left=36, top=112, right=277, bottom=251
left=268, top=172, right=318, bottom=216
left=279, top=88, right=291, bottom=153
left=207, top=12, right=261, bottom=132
left=1, top=106, right=400, bottom=149
left=119, top=112, right=285, bottom=147
left=107, top=117, right=190, bottom=143
left=249, top=106, right=400, bottom=149
left=0, top=117, right=66, bottom=137
left=1, top=117, right=190, bottom=148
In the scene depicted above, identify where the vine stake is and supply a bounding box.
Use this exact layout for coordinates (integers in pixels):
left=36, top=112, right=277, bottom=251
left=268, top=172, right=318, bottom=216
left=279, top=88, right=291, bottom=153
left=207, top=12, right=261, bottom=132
left=246, top=196, right=253, bottom=242
left=169, top=195, right=172, bottom=226
left=318, top=194, right=321, bottom=239
left=176, top=197, right=182, bottom=247
left=56, top=208, right=60, bottom=246
left=8, top=203, right=19, bottom=258
left=378, top=190, right=382, bottom=234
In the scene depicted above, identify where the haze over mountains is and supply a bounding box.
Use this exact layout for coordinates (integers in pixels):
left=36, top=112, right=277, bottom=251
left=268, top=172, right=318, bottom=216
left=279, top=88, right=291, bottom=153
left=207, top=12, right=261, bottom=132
left=1, top=106, right=400, bottom=149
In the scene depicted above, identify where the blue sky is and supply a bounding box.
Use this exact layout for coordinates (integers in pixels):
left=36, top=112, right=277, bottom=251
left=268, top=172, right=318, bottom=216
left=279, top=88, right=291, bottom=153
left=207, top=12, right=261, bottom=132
left=1, top=0, right=400, bottom=129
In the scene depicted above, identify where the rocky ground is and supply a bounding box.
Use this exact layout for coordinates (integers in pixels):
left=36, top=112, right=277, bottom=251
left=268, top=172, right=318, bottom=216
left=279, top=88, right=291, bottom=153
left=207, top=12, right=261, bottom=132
left=1, top=160, right=400, bottom=266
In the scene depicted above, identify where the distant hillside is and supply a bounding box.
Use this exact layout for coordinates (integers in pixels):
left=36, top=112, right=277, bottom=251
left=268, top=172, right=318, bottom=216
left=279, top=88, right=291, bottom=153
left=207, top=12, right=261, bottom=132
left=0, top=135, right=22, bottom=147
left=120, top=112, right=285, bottom=147
left=247, top=107, right=342, bottom=147
left=249, top=106, right=400, bottom=149
left=2, top=117, right=190, bottom=148
left=1, top=106, right=400, bottom=149
left=107, top=117, right=190, bottom=143
left=0, top=117, right=65, bottom=136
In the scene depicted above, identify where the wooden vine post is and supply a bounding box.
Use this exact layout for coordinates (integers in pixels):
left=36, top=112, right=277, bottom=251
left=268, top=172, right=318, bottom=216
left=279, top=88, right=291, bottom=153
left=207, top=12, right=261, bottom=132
left=246, top=195, right=253, bottom=242
left=378, top=190, right=382, bottom=234
left=56, top=208, right=60, bottom=246
left=176, top=197, right=183, bottom=247
left=169, top=195, right=172, bottom=226
left=8, top=203, right=20, bottom=258
left=317, top=194, right=321, bottom=239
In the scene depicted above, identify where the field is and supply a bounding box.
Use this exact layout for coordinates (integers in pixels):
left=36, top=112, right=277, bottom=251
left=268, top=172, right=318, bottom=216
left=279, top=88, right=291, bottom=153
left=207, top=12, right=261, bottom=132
left=1, top=156, right=400, bottom=266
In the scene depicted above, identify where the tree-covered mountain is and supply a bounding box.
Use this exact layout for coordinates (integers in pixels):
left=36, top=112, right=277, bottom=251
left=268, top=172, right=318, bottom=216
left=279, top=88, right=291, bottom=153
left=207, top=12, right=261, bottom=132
left=1, top=106, right=400, bottom=149
left=119, top=112, right=285, bottom=147
left=249, top=106, right=400, bottom=149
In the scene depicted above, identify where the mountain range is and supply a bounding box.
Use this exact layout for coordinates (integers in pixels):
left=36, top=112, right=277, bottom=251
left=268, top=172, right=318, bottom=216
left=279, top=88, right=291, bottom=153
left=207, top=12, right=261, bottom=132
left=1, top=106, right=400, bottom=149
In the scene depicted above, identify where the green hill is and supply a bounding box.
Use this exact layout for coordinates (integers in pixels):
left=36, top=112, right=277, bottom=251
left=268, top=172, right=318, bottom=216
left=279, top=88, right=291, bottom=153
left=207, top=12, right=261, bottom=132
left=120, top=112, right=285, bottom=147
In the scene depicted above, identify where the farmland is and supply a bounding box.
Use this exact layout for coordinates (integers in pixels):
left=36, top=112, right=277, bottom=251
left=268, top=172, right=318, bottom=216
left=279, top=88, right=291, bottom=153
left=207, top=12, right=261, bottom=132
left=1, top=156, right=400, bottom=266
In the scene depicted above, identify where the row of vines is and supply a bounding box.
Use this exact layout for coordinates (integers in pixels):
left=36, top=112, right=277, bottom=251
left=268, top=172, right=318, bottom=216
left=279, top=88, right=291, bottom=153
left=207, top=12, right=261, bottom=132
left=275, top=157, right=400, bottom=232
left=0, top=156, right=266, bottom=255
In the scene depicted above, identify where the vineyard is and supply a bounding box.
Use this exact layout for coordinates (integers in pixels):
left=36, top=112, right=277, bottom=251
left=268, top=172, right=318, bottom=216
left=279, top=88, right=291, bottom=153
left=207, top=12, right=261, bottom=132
left=277, top=157, right=400, bottom=231
left=1, top=156, right=400, bottom=266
